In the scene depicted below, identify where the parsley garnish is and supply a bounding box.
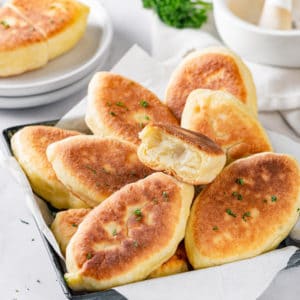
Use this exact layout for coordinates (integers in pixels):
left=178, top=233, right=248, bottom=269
left=242, top=211, right=251, bottom=222
left=162, top=191, right=169, bottom=200
left=271, top=195, right=277, bottom=202
left=212, top=226, right=219, bottom=231
left=72, top=223, right=78, bottom=228
left=235, top=178, right=244, bottom=185
left=110, top=111, right=117, bottom=116
left=0, top=20, right=10, bottom=29
left=116, top=102, right=128, bottom=110
left=134, top=209, right=142, bottom=221
left=142, top=0, right=212, bottom=29
left=133, top=240, right=139, bottom=248
left=86, top=253, right=93, bottom=260
left=232, top=191, right=242, bottom=200
left=226, top=209, right=236, bottom=218
left=36, top=279, right=41, bottom=284
left=116, top=101, right=125, bottom=107
left=140, top=100, right=149, bottom=108
left=144, top=115, right=150, bottom=121
left=112, top=229, right=117, bottom=236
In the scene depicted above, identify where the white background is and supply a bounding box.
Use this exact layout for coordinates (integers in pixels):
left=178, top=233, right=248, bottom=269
left=0, top=0, right=299, bottom=299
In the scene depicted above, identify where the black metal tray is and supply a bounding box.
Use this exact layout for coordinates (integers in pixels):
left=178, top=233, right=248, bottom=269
left=2, top=120, right=127, bottom=300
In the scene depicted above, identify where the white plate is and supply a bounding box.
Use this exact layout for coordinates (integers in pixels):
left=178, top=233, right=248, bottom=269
left=0, top=68, right=97, bottom=109
left=0, top=0, right=113, bottom=97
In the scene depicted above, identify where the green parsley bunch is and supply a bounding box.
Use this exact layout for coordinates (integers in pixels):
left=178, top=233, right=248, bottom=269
left=142, top=0, right=213, bottom=29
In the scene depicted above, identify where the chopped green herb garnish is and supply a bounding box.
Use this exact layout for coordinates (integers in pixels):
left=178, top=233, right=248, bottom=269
left=134, top=209, right=142, bottom=221
left=212, top=226, right=219, bottom=231
left=110, top=111, right=117, bottom=116
left=242, top=211, right=251, bottom=222
left=116, top=101, right=128, bottom=110
left=271, top=195, right=277, bottom=202
left=134, top=208, right=142, bottom=216
left=86, top=253, right=93, bottom=260
left=36, top=280, right=41, bottom=284
left=86, top=165, right=97, bottom=174
left=112, top=229, right=117, bottom=236
left=162, top=191, right=169, bottom=200
left=140, top=100, right=149, bottom=108
left=133, top=240, right=139, bottom=248
left=235, top=178, right=244, bottom=185
left=0, top=20, right=10, bottom=29
left=144, top=115, right=150, bottom=121
left=31, top=238, right=35, bottom=241
left=297, top=208, right=300, bottom=213
left=226, top=209, right=236, bottom=218
left=116, top=101, right=125, bottom=107
left=20, top=219, right=29, bottom=225
left=232, top=191, right=242, bottom=200
left=72, top=223, right=78, bottom=228
left=15, top=289, right=19, bottom=293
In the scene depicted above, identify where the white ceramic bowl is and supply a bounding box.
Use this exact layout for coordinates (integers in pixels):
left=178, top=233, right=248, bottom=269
left=213, top=0, right=300, bottom=68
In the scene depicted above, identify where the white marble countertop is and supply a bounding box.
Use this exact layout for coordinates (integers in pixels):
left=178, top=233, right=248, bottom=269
left=0, top=1, right=299, bottom=299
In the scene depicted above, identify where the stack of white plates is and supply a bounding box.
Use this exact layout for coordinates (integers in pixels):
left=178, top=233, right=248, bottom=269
left=0, top=0, right=113, bottom=109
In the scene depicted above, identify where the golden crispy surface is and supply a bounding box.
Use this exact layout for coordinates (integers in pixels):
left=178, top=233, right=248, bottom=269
left=185, top=153, right=300, bottom=269
left=0, top=6, right=45, bottom=51
left=148, top=242, right=189, bottom=278
left=65, top=173, right=194, bottom=291
left=0, top=0, right=89, bottom=76
left=9, top=0, right=84, bottom=37
left=47, top=136, right=153, bottom=208
left=138, top=123, right=226, bottom=185
left=51, top=209, right=188, bottom=277
left=86, top=72, right=178, bottom=145
left=181, top=89, right=272, bottom=162
left=11, top=126, right=88, bottom=209
left=51, top=208, right=91, bottom=255
left=0, top=5, right=48, bottom=76
left=165, top=47, right=257, bottom=120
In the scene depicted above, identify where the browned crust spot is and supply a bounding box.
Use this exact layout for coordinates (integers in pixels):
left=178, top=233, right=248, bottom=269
left=166, top=53, right=247, bottom=120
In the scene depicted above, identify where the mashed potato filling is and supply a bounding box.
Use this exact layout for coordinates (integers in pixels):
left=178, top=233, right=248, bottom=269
left=138, top=127, right=202, bottom=180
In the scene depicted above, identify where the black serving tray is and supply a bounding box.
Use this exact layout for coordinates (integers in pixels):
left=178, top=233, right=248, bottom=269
left=2, top=120, right=127, bottom=300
